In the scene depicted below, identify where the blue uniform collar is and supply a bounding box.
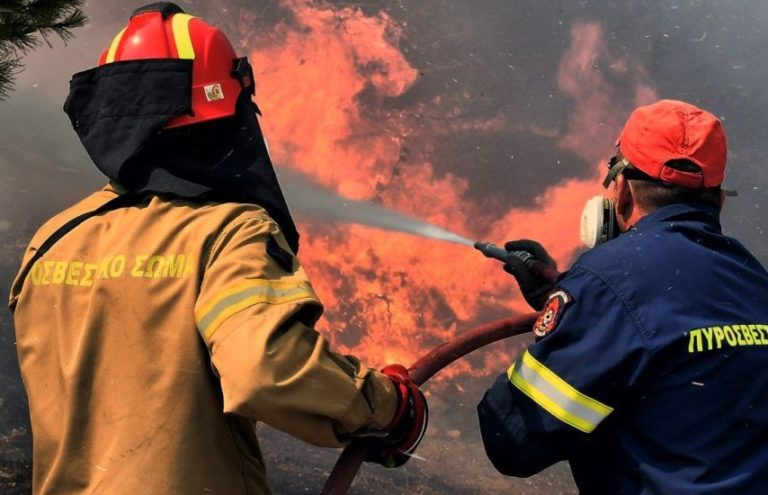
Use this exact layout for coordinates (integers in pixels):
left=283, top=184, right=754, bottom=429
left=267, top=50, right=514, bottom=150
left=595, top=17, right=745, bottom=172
left=629, top=202, right=722, bottom=233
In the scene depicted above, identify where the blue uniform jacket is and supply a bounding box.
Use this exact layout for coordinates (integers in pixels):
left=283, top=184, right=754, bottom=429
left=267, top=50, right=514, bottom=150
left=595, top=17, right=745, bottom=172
left=478, top=202, right=768, bottom=494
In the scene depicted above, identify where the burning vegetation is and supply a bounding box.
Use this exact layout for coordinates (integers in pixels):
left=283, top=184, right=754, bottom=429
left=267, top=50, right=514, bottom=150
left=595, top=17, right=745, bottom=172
left=240, top=0, right=656, bottom=374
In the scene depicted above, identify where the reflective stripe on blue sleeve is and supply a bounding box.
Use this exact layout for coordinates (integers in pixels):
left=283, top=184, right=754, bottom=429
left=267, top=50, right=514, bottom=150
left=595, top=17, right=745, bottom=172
left=507, top=350, right=613, bottom=433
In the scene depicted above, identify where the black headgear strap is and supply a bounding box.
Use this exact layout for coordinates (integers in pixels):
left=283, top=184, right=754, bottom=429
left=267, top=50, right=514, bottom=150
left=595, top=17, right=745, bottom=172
left=131, top=2, right=185, bottom=19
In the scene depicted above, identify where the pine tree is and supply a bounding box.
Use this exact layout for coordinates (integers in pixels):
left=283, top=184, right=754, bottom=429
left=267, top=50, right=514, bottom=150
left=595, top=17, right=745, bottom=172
left=0, top=0, right=86, bottom=99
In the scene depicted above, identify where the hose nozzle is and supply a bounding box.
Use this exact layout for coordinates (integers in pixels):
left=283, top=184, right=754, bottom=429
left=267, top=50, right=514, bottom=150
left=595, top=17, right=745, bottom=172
left=474, top=241, right=533, bottom=265
left=474, top=241, right=559, bottom=283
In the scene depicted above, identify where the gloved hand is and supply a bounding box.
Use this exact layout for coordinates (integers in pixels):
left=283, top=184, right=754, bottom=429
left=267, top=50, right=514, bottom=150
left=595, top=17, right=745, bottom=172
left=503, top=239, right=558, bottom=311
left=365, top=364, right=428, bottom=468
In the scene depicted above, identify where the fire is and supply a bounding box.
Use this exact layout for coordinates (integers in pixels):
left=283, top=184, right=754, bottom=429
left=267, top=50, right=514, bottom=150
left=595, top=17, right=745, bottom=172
left=248, top=2, right=657, bottom=376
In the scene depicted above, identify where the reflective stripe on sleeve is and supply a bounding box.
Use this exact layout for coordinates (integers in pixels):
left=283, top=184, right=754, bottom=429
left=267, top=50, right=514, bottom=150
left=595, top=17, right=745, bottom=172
left=105, top=27, right=127, bottom=64
left=170, top=14, right=196, bottom=59
left=195, top=279, right=318, bottom=341
left=507, top=350, right=613, bottom=433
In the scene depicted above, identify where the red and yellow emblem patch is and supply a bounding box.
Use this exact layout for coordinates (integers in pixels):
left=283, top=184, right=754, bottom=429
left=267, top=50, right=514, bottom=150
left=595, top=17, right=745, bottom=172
left=533, top=290, right=572, bottom=338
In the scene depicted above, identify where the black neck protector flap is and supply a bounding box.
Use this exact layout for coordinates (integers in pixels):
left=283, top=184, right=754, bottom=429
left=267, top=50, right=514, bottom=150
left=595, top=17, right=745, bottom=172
left=64, top=58, right=193, bottom=184
left=63, top=59, right=300, bottom=254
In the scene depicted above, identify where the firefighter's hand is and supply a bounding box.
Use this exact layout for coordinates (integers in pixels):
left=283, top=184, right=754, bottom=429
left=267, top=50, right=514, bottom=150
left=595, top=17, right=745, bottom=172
left=503, top=239, right=557, bottom=311
left=365, top=364, right=428, bottom=468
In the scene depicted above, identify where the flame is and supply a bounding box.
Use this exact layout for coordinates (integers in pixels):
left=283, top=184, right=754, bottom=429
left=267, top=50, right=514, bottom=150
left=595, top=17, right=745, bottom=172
left=248, top=2, right=657, bottom=377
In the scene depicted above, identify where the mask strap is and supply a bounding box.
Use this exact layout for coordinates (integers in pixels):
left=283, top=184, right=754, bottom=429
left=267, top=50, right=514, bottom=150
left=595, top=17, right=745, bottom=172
left=602, top=157, right=631, bottom=188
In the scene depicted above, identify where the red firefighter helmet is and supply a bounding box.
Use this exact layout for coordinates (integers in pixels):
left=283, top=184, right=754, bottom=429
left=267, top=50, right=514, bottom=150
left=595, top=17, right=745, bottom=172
left=98, top=2, right=253, bottom=129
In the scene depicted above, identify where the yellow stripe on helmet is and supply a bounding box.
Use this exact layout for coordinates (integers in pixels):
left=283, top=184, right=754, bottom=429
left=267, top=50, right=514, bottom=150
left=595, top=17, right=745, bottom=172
left=171, top=14, right=196, bottom=60
left=105, top=27, right=127, bottom=64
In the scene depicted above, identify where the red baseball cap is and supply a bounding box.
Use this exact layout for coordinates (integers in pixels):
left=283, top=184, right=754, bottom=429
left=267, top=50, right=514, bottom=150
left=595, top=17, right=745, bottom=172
left=617, top=99, right=727, bottom=188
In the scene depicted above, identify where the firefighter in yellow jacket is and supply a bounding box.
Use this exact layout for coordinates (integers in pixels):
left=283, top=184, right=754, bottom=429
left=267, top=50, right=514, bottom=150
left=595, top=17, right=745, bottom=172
left=8, top=3, right=428, bottom=494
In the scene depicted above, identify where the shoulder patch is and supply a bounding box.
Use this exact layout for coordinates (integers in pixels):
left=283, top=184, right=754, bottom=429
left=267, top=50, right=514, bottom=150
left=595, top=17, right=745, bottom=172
left=533, top=289, right=572, bottom=338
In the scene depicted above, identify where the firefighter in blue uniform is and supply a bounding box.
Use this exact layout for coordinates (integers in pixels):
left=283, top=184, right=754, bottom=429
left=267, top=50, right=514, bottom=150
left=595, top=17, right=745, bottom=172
left=478, top=99, right=768, bottom=494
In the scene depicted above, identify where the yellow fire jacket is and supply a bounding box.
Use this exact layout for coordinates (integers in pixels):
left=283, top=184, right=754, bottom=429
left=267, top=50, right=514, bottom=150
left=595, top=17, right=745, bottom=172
left=9, top=184, right=397, bottom=494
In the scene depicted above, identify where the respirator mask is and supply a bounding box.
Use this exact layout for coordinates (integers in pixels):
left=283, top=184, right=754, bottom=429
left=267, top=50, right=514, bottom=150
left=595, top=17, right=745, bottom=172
left=579, top=196, right=618, bottom=248
left=578, top=155, right=634, bottom=248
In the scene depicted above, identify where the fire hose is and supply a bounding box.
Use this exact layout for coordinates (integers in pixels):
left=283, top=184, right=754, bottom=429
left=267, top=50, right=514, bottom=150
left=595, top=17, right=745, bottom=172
left=321, top=242, right=558, bottom=494
left=321, top=313, right=538, bottom=495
